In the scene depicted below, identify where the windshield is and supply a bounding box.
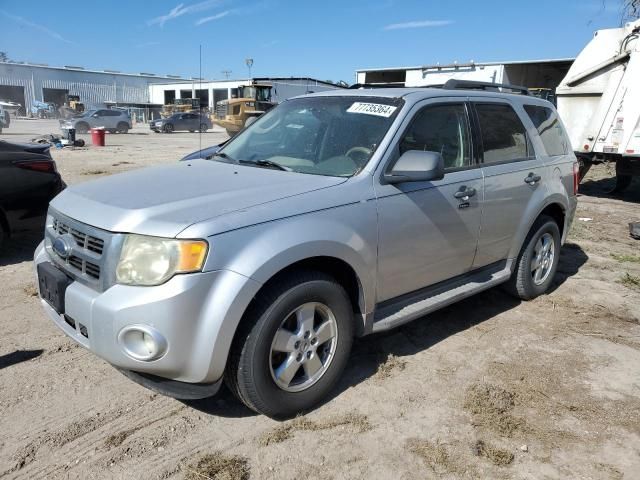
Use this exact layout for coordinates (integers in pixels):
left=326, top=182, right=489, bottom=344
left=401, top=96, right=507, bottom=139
left=219, top=96, right=403, bottom=177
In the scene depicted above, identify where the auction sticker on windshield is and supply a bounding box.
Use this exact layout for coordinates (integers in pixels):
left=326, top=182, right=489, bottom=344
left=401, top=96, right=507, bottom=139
left=347, top=102, right=397, bottom=117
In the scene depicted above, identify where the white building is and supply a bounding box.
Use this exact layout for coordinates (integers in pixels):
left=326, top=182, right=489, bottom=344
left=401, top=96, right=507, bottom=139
left=148, top=77, right=344, bottom=110
left=355, top=59, right=574, bottom=89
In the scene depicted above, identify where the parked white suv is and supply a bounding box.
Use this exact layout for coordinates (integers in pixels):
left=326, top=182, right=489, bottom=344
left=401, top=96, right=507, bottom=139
left=61, top=109, right=132, bottom=134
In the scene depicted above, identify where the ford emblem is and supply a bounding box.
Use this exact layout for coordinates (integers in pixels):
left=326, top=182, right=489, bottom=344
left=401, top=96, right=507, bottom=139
left=52, top=237, right=72, bottom=259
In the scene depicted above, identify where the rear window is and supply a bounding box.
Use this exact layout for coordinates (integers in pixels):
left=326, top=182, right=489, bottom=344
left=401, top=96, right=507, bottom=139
left=475, top=103, right=532, bottom=164
left=524, top=105, right=568, bottom=156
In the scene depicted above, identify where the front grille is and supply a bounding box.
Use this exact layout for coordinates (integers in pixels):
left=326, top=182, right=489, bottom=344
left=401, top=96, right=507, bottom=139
left=52, top=218, right=104, bottom=255
left=215, top=102, right=228, bottom=120
left=46, top=210, right=113, bottom=290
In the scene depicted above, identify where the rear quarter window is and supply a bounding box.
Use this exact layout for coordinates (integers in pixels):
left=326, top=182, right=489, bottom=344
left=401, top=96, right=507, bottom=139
left=524, top=104, right=569, bottom=156
left=475, top=103, right=532, bottom=164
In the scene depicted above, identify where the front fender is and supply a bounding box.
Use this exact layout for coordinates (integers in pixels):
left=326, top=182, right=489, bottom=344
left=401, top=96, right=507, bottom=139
left=204, top=201, right=378, bottom=319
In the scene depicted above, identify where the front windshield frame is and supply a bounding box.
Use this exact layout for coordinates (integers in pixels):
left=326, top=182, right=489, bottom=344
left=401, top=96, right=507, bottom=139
left=218, top=95, right=404, bottom=178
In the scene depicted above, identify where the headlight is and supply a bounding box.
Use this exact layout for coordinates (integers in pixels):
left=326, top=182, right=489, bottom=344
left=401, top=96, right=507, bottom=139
left=116, top=234, right=208, bottom=286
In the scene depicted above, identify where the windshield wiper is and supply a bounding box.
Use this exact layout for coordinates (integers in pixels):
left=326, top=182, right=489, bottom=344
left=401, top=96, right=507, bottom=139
left=239, top=159, right=292, bottom=171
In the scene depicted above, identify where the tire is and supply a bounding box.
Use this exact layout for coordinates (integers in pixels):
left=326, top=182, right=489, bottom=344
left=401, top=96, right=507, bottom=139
left=163, top=123, right=174, bottom=133
left=189, top=130, right=195, bottom=133
left=225, top=129, right=235, bottom=137
left=226, top=271, right=354, bottom=418
left=76, top=122, right=89, bottom=134
left=199, top=123, right=208, bottom=132
left=116, top=122, right=129, bottom=134
left=505, top=215, right=561, bottom=300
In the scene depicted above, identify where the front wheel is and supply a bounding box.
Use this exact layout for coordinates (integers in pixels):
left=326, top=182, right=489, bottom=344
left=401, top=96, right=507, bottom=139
left=226, top=271, right=354, bottom=418
left=505, top=215, right=561, bottom=300
left=163, top=123, right=174, bottom=133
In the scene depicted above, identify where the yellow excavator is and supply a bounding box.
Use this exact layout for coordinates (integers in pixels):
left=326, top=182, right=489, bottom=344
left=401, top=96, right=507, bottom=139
left=212, top=83, right=275, bottom=136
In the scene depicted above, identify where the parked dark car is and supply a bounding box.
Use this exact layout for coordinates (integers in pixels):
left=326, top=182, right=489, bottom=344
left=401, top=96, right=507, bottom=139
left=0, top=141, right=64, bottom=250
left=150, top=113, right=212, bottom=133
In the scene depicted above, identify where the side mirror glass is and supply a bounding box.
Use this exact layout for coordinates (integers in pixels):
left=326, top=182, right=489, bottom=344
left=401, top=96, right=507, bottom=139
left=384, top=150, right=445, bottom=184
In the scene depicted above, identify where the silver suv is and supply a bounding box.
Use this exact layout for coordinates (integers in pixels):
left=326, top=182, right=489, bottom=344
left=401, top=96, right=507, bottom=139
left=35, top=82, right=578, bottom=418
left=61, top=108, right=132, bottom=134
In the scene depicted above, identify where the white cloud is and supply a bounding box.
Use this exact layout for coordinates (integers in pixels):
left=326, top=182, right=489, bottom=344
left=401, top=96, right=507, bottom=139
left=0, top=10, right=74, bottom=43
left=195, top=11, right=230, bottom=25
left=148, top=0, right=224, bottom=26
left=383, top=20, right=453, bottom=30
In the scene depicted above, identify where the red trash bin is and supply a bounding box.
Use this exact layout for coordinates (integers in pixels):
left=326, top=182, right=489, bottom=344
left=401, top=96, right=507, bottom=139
left=90, top=128, right=106, bottom=147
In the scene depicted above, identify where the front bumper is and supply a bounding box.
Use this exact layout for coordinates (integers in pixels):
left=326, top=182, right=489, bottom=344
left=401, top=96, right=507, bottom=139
left=34, top=241, right=261, bottom=386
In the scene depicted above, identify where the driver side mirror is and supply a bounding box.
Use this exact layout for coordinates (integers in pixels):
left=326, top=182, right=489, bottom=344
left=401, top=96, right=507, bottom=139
left=384, top=150, right=445, bottom=184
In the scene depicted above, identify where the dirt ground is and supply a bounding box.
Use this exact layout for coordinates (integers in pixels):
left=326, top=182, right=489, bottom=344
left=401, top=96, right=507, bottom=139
left=1, top=119, right=639, bottom=480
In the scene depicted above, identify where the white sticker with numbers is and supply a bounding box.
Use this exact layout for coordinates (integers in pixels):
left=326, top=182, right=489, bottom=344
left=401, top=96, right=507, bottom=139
left=346, top=102, right=397, bottom=117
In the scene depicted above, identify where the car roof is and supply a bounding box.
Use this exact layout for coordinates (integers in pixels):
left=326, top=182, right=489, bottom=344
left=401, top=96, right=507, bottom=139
left=298, top=87, right=550, bottom=107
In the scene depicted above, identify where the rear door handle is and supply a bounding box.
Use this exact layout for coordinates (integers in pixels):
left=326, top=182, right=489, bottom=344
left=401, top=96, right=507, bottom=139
left=525, top=173, right=542, bottom=185
left=454, top=186, right=476, bottom=199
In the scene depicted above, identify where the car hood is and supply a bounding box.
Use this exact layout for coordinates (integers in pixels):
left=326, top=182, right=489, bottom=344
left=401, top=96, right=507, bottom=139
left=50, top=160, right=347, bottom=237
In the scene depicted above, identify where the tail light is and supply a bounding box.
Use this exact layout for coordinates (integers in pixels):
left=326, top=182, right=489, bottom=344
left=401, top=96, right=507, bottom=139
left=572, top=161, right=580, bottom=195
left=14, top=160, right=57, bottom=173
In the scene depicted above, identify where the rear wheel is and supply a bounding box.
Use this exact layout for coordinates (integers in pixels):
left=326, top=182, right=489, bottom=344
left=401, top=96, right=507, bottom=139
left=199, top=123, right=208, bottom=132
left=116, top=122, right=129, bottom=134
left=505, top=215, right=561, bottom=300
left=226, top=271, right=354, bottom=418
left=163, top=123, right=174, bottom=133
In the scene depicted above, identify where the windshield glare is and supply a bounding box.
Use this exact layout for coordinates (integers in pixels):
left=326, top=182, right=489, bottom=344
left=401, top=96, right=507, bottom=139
left=219, top=96, right=403, bottom=177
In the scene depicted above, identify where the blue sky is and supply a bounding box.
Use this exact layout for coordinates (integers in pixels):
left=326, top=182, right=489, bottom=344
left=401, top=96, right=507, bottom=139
left=0, top=0, right=631, bottom=82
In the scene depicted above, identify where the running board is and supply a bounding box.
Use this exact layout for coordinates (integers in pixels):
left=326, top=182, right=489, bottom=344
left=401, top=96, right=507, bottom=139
left=372, top=262, right=513, bottom=333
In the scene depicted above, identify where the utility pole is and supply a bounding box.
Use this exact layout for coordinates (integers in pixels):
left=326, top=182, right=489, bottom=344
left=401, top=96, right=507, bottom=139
left=221, top=70, right=232, bottom=79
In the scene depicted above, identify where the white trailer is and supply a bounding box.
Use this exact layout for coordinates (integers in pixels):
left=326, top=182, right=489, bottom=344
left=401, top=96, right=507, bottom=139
left=556, top=19, right=640, bottom=192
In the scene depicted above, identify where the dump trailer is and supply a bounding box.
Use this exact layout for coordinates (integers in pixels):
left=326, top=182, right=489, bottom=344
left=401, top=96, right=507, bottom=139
left=213, top=83, right=275, bottom=136
left=556, top=19, right=640, bottom=192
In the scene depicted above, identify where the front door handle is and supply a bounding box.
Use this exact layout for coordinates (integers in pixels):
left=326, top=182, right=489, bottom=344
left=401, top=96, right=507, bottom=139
left=525, top=173, right=542, bottom=185
left=454, top=186, right=476, bottom=200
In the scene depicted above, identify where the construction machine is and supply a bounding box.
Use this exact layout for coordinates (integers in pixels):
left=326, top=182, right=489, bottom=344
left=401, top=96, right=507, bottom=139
left=556, top=19, right=640, bottom=192
left=161, top=98, right=201, bottom=118
left=58, top=95, right=85, bottom=119
left=213, top=83, right=275, bottom=136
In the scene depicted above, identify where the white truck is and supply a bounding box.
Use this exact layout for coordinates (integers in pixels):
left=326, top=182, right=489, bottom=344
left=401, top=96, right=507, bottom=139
left=556, top=19, right=640, bottom=192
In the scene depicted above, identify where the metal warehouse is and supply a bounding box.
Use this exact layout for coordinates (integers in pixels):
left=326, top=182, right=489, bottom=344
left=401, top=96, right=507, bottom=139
left=148, top=77, right=344, bottom=110
left=355, top=58, right=575, bottom=89
left=0, top=62, right=180, bottom=115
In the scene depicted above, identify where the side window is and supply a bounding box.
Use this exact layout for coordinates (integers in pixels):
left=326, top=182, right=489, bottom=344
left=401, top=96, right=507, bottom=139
left=524, top=104, right=568, bottom=156
left=475, top=103, right=531, bottom=164
left=400, top=104, right=472, bottom=170
left=95, top=110, right=108, bottom=117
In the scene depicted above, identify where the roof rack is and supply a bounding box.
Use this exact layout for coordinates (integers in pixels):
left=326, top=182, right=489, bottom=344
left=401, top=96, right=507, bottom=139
left=348, top=83, right=406, bottom=89
left=442, top=79, right=529, bottom=95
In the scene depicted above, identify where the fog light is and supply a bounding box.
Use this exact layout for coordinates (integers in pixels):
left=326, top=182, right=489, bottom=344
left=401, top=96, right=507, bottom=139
left=118, top=325, right=167, bottom=361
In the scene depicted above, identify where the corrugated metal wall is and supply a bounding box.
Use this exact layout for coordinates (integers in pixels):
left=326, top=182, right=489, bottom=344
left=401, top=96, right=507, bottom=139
left=0, top=63, right=174, bottom=113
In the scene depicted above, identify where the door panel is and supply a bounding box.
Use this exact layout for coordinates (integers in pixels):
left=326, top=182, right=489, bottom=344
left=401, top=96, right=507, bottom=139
left=471, top=100, right=545, bottom=268
left=376, top=170, right=484, bottom=301
left=375, top=100, right=483, bottom=302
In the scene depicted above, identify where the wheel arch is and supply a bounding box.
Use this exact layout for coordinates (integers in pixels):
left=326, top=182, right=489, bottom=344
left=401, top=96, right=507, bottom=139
left=508, top=197, right=568, bottom=261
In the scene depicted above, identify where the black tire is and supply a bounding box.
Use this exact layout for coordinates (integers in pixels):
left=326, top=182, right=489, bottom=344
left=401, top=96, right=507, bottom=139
left=76, top=122, right=89, bottom=134
left=163, top=123, right=174, bottom=133
left=199, top=123, right=208, bottom=132
left=225, top=271, right=354, bottom=418
left=116, top=122, right=129, bottom=134
left=225, top=129, right=235, bottom=137
left=189, top=129, right=195, bottom=133
left=505, top=215, right=561, bottom=300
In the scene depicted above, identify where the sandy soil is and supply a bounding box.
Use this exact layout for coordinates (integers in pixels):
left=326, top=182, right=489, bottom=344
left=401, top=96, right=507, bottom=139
left=1, top=119, right=639, bottom=479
